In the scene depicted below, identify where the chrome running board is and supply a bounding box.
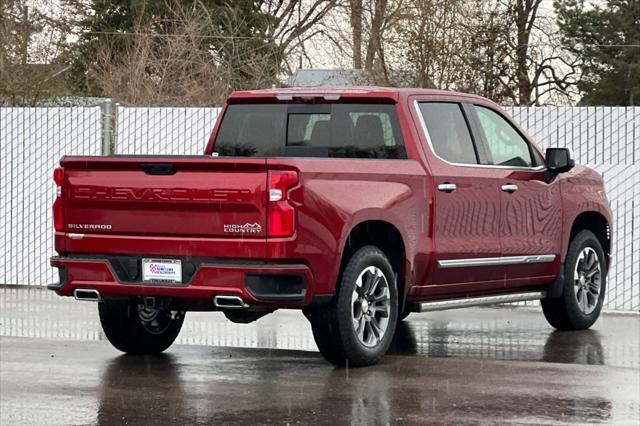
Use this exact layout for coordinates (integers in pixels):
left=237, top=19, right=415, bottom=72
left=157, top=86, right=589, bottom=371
left=411, top=291, right=545, bottom=313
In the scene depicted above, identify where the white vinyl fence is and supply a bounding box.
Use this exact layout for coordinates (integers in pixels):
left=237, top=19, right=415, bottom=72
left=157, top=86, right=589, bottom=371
left=0, top=103, right=638, bottom=311
left=1, top=107, right=102, bottom=284
left=114, top=106, right=219, bottom=155
left=504, top=107, right=639, bottom=311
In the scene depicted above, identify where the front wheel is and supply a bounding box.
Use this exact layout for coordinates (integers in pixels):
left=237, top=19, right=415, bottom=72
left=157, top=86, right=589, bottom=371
left=308, top=246, right=398, bottom=367
left=541, top=230, right=606, bottom=330
left=98, top=299, right=185, bottom=354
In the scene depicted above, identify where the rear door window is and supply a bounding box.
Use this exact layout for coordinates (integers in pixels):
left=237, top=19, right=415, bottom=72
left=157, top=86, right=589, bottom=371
left=417, top=102, right=479, bottom=165
left=214, top=103, right=406, bottom=159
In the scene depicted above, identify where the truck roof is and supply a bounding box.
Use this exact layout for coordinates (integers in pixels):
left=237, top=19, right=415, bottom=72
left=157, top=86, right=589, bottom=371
left=228, top=86, right=491, bottom=104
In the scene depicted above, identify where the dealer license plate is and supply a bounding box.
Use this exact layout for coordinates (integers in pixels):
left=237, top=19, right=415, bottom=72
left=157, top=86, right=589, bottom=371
left=142, top=258, right=182, bottom=284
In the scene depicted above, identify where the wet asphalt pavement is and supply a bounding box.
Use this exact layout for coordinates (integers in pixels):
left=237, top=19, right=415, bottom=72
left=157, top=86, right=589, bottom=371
left=0, top=287, right=639, bottom=425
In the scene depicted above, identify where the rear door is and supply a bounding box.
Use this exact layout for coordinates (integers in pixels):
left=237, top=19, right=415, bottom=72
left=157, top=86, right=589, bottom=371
left=411, top=98, right=505, bottom=296
left=469, top=104, right=562, bottom=286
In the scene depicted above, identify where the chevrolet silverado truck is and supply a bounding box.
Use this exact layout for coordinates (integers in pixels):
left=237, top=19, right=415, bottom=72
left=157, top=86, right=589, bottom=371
left=50, top=87, right=612, bottom=366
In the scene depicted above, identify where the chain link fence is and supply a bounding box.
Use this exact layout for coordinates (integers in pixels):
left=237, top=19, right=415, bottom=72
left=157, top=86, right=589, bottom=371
left=0, top=101, right=638, bottom=311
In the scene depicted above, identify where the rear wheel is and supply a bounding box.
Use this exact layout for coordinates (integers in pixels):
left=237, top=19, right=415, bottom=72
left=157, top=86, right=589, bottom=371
left=98, top=299, right=185, bottom=354
left=541, top=230, right=606, bottom=330
left=308, top=246, right=398, bottom=367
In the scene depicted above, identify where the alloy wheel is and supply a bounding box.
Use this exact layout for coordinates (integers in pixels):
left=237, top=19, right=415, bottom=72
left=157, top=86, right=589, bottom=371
left=573, top=247, right=602, bottom=315
left=351, top=266, right=391, bottom=347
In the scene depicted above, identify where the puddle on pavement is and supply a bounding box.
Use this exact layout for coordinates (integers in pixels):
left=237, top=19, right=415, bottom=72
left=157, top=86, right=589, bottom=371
left=1, top=286, right=638, bottom=368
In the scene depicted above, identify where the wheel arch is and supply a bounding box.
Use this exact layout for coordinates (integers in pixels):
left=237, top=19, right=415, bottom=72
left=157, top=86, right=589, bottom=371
left=567, top=211, right=611, bottom=264
left=338, top=220, right=407, bottom=312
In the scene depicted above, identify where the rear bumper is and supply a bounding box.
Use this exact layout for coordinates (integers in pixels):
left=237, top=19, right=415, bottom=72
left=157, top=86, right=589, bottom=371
left=49, top=256, right=320, bottom=308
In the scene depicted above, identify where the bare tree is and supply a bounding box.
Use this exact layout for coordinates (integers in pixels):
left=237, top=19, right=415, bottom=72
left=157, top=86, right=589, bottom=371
left=321, top=0, right=579, bottom=104
left=514, top=0, right=541, bottom=104
left=499, top=0, right=580, bottom=105
left=363, top=0, right=387, bottom=71
left=350, top=0, right=363, bottom=68
left=324, top=0, right=399, bottom=83
left=91, top=3, right=269, bottom=106
left=0, top=0, right=70, bottom=105
left=78, top=1, right=338, bottom=105
left=391, top=0, right=471, bottom=88
left=252, top=0, right=337, bottom=76
left=456, top=1, right=512, bottom=101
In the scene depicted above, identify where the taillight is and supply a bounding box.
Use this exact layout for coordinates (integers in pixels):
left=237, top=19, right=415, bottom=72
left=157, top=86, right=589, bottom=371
left=53, top=168, right=64, bottom=231
left=267, top=170, right=298, bottom=237
left=53, top=167, right=64, bottom=187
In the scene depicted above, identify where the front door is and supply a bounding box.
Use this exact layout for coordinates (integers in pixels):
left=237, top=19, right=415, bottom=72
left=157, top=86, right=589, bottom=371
left=469, top=104, right=563, bottom=287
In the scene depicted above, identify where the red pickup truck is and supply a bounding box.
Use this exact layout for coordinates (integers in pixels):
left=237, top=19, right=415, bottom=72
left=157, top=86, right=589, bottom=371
left=50, top=87, right=612, bottom=366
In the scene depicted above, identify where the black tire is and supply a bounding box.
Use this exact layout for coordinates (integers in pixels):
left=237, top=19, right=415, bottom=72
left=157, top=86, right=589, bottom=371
left=541, top=230, right=606, bottom=331
left=308, top=246, right=398, bottom=367
left=98, top=299, right=185, bottom=354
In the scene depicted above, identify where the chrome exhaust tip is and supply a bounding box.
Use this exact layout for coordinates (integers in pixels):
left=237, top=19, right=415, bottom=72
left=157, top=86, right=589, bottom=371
left=214, top=295, right=249, bottom=309
left=73, top=288, right=101, bottom=302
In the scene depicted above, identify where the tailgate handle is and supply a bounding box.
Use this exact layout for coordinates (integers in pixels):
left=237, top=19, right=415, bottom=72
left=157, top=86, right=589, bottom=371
left=142, top=163, right=176, bottom=175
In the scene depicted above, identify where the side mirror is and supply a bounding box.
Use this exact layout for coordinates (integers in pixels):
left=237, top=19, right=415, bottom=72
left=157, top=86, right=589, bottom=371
left=545, top=148, right=574, bottom=174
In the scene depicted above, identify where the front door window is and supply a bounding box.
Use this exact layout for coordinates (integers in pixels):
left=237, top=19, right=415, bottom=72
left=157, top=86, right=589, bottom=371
left=475, top=106, right=534, bottom=168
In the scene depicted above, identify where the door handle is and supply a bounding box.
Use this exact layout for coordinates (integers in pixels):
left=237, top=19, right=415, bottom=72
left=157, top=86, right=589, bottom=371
left=437, top=183, right=457, bottom=193
left=501, top=183, right=518, bottom=193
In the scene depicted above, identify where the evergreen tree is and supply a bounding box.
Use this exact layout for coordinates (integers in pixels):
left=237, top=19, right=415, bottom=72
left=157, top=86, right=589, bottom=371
left=63, top=0, right=278, bottom=97
left=555, top=0, right=640, bottom=105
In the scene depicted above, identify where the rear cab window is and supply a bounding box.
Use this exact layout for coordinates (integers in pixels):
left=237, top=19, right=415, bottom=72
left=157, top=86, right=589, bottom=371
left=214, top=103, right=406, bottom=159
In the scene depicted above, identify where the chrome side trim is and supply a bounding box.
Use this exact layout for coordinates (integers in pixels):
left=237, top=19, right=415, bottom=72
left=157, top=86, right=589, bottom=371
left=413, top=100, right=545, bottom=171
left=438, top=254, right=556, bottom=268
left=412, top=291, right=546, bottom=313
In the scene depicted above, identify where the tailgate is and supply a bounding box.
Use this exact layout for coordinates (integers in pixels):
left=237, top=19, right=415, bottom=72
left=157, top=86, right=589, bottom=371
left=60, top=156, right=267, bottom=238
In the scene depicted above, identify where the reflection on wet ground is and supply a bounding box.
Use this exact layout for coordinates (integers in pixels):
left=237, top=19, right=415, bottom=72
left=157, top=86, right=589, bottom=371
left=1, top=286, right=639, bottom=425
left=2, top=286, right=638, bottom=368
